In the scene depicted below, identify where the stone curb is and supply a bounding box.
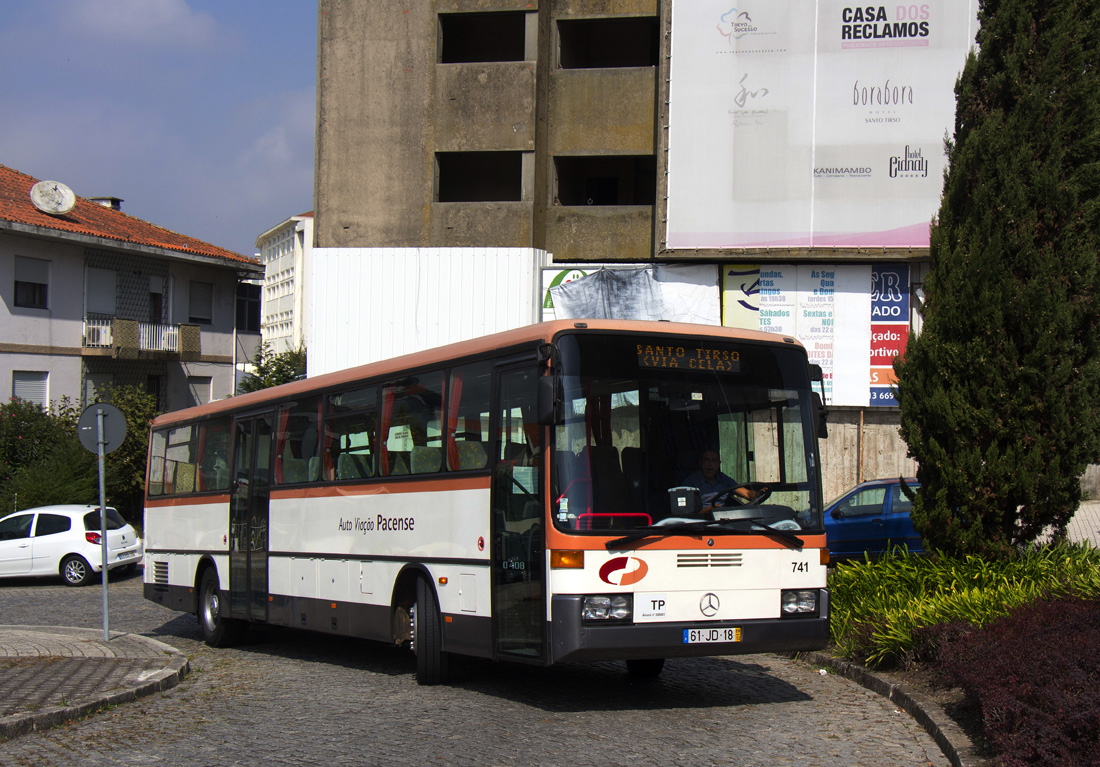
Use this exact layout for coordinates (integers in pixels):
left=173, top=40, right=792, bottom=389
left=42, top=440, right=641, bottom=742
left=0, top=631, right=190, bottom=742
left=786, top=651, right=990, bottom=767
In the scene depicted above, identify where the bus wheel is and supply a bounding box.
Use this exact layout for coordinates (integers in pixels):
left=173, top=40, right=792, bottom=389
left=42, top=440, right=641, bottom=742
left=626, top=658, right=665, bottom=679
left=413, top=577, right=450, bottom=685
left=198, top=568, right=246, bottom=648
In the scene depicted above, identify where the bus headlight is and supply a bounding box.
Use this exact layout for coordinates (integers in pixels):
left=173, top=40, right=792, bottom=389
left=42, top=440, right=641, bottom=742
left=781, top=589, right=819, bottom=617
left=582, top=594, right=632, bottom=622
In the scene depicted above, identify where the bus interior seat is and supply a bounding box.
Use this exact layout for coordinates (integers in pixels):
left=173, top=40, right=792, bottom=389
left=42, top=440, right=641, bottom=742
left=213, top=467, right=229, bottom=491
left=455, top=441, right=488, bottom=470
left=621, top=446, right=647, bottom=512
left=282, top=457, right=308, bottom=484
left=337, top=453, right=373, bottom=480
left=411, top=446, right=442, bottom=474
left=495, top=509, right=527, bottom=570
left=308, top=456, right=320, bottom=482
left=621, top=446, right=643, bottom=487
left=522, top=523, right=543, bottom=570
left=390, top=453, right=410, bottom=476
left=554, top=449, right=589, bottom=508
left=201, top=466, right=229, bottom=492
left=174, top=463, right=196, bottom=494
left=589, top=445, right=627, bottom=514
left=504, top=441, right=531, bottom=466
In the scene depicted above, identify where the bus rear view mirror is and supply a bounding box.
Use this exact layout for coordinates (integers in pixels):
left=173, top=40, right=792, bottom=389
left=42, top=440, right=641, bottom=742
left=537, top=375, right=561, bottom=425
left=813, top=392, right=829, bottom=439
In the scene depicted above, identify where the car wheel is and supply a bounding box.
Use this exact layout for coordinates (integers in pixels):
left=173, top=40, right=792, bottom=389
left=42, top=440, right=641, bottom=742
left=413, top=577, right=450, bottom=685
left=198, top=568, right=246, bottom=647
left=60, top=555, right=93, bottom=587
left=626, top=658, right=665, bottom=679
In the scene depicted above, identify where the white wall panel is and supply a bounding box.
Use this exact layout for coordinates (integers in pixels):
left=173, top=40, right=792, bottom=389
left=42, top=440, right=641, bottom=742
left=309, top=247, right=549, bottom=376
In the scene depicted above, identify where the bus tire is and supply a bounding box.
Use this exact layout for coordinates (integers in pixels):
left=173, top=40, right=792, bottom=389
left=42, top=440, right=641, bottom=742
left=198, top=567, right=246, bottom=648
left=626, top=658, right=665, bottom=678
left=414, top=577, right=450, bottom=685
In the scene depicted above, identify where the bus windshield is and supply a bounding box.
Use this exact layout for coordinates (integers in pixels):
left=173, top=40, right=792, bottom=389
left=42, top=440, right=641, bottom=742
left=550, top=332, right=824, bottom=535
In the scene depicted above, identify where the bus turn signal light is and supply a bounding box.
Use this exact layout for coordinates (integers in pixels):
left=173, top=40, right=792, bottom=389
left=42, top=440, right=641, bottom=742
left=820, top=549, right=830, bottom=566
left=551, top=550, right=584, bottom=569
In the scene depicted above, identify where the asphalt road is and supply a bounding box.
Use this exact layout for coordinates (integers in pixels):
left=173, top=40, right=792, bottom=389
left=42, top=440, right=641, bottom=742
left=0, top=572, right=949, bottom=766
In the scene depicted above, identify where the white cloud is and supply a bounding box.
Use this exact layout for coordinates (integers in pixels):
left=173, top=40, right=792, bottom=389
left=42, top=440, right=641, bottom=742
left=60, top=0, right=221, bottom=49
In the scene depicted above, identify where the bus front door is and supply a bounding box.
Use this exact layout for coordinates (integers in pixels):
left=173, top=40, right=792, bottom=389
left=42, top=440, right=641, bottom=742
left=491, top=365, right=545, bottom=661
left=229, top=412, right=273, bottom=622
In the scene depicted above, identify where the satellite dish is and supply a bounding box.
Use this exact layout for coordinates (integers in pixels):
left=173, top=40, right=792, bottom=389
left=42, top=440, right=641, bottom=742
left=30, top=180, right=77, bottom=215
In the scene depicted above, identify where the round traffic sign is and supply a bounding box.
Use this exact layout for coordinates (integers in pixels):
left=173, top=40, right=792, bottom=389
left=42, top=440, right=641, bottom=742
left=77, top=403, right=128, bottom=455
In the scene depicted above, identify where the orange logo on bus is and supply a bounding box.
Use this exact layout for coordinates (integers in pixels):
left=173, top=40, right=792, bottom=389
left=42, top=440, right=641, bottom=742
left=599, top=556, right=649, bottom=586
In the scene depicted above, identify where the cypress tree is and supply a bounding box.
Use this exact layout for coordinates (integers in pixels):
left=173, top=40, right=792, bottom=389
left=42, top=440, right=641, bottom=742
left=895, top=0, right=1100, bottom=557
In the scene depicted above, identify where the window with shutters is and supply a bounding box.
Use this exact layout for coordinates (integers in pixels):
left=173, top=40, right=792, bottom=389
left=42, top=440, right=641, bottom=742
left=189, top=281, right=213, bottom=324
left=14, top=256, right=49, bottom=309
left=12, top=371, right=48, bottom=408
left=85, top=267, right=117, bottom=316
left=187, top=376, right=212, bottom=407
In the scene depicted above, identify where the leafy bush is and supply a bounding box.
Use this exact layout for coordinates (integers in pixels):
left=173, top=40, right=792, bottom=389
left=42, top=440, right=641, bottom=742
left=239, top=342, right=306, bottom=393
left=829, top=544, right=1100, bottom=667
left=0, top=434, right=96, bottom=512
left=0, top=388, right=156, bottom=524
left=0, top=397, right=91, bottom=515
left=98, top=384, right=159, bottom=524
left=934, top=599, right=1100, bottom=767
left=0, top=397, right=77, bottom=471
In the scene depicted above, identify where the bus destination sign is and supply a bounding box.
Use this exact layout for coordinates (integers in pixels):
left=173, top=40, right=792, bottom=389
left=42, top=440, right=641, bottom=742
left=636, top=344, right=741, bottom=373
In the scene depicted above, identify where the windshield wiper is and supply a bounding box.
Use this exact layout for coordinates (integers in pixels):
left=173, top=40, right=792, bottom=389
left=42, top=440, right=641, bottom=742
left=606, top=520, right=804, bottom=550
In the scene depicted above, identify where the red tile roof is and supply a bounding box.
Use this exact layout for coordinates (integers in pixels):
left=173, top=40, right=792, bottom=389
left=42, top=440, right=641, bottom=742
left=0, top=164, right=259, bottom=267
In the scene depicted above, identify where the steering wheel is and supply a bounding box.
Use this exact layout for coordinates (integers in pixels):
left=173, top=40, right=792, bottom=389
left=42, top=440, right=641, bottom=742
left=708, top=483, right=772, bottom=510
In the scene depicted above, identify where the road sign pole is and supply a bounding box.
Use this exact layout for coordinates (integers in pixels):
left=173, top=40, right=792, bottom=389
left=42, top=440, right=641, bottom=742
left=97, top=408, right=110, bottom=642
left=77, top=402, right=127, bottom=643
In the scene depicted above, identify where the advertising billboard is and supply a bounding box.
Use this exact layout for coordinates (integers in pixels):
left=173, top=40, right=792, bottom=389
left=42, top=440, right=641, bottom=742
left=723, top=263, right=912, bottom=407
left=667, top=1, right=978, bottom=249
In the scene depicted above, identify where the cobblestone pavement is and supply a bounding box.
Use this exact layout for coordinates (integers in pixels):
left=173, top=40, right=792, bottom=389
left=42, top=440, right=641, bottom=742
left=0, top=625, right=182, bottom=719
left=0, top=574, right=950, bottom=767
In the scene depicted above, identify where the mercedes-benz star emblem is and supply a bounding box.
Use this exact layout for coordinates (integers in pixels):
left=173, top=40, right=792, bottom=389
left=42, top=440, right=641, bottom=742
left=699, top=593, right=720, bottom=617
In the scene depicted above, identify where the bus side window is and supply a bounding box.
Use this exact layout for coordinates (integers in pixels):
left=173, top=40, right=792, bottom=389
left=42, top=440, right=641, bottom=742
left=325, top=386, right=378, bottom=481
left=197, top=418, right=232, bottom=491
left=381, top=372, right=444, bottom=476
left=446, top=362, right=492, bottom=471
left=164, top=425, right=196, bottom=496
left=275, top=397, right=321, bottom=485
left=148, top=429, right=167, bottom=496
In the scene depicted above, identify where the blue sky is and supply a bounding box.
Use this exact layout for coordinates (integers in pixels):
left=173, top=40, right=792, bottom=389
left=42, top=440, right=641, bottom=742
left=0, top=0, right=316, bottom=258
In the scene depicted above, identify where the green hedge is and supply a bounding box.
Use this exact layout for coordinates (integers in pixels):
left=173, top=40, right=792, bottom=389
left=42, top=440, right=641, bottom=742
left=828, top=543, right=1100, bottom=667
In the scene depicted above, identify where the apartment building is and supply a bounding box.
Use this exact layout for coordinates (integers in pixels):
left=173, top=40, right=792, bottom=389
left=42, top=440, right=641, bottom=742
left=1, top=164, right=264, bottom=413
left=255, top=212, right=313, bottom=356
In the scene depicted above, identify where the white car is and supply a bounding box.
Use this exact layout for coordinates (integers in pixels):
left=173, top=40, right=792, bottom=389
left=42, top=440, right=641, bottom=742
left=0, top=505, right=144, bottom=586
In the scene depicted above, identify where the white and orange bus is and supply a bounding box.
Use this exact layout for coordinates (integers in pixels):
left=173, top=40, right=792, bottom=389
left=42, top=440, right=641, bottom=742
left=143, top=320, right=830, bottom=684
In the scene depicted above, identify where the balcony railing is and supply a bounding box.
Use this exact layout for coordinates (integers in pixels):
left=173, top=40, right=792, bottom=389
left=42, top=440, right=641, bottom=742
left=83, top=316, right=180, bottom=353
left=83, top=316, right=113, bottom=348
left=140, top=323, right=180, bottom=352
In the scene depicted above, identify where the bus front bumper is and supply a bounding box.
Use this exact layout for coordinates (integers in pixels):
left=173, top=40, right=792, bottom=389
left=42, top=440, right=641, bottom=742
left=550, top=592, right=830, bottom=663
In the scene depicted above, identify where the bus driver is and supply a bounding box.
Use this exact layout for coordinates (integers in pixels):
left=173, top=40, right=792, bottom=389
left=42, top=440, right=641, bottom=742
left=682, top=448, right=762, bottom=506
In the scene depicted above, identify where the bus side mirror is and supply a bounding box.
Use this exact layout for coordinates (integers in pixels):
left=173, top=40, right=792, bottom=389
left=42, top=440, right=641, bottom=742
left=537, top=375, right=560, bottom=425
left=808, top=364, right=828, bottom=439
left=813, top=392, right=829, bottom=439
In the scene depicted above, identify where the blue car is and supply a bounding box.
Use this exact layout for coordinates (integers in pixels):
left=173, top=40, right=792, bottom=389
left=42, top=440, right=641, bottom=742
left=823, top=478, right=923, bottom=560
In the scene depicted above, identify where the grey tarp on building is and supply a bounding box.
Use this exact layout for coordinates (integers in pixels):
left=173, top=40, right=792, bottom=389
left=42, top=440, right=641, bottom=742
left=548, top=265, right=720, bottom=324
